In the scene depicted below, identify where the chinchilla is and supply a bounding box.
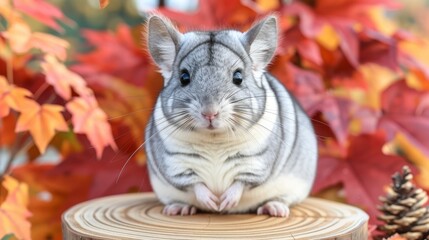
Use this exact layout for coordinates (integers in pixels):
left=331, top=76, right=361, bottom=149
left=144, top=14, right=317, bottom=217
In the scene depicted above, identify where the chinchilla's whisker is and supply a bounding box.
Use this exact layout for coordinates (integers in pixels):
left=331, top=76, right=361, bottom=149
left=232, top=113, right=288, bottom=144
left=234, top=105, right=331, bottom=128
left=116, top=122, right=177, bottom=183
left=234, top=110, right=329, bottom=141
left=107, top=104, right=192, bottom=120
left=228, top=117, right=260, bottom=145
left=116, top=111, right=193, bottom=181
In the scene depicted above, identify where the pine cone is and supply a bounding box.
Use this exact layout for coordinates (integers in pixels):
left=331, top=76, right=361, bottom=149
left=378, top=166, right=429, bottom=240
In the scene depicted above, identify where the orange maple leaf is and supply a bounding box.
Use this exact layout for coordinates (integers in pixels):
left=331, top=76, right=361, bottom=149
left=3, top=20, right=69, bottom=60
left=14, top=0, right=73, bottom=31
left=30, top=32, right=69, bottom=61
left=0, top=76, right=33, bottom=117
left=99, top=0, right=109, bottom=9
left=67, top=96, right=117, bottom=158
left=0, top=175, right=31, bottom=240
left=15, top=101, right=68, bottom=153
left=2, top=20, right=32, bottom=54
left=41, top=55, right=88, bottom=100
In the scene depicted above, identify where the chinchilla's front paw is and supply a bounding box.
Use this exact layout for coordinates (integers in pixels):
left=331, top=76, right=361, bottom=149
left=194, top=183, right=219, bottom=211
left=219, top=181, right=244, bottom=211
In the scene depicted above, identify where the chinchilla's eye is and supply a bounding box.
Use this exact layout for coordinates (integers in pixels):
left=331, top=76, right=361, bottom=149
left=232, top=70, right=242, bottom=85
left=180, top=70, right=191, bottom=86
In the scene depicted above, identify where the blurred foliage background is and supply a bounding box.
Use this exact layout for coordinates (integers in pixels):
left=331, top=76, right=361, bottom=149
left=2, top=0, right=429, bottom=239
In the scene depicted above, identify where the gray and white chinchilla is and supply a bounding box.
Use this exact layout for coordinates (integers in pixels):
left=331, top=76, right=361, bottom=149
left=144, top=14, right=317, bottom=217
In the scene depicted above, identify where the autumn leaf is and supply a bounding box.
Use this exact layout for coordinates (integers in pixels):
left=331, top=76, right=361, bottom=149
left=0, top=114, right=17, bottom=147
left=55, top=146, right=151, bottom=198
left=282, top=0, right=400, bottom=68
left=282, top=26, right=323, bottom=66
left=73, top=24, right=152, bottom=86
left=359, top=30, right=399, bottom=71
left=2, top=20, right=32, bottom=54
left=254, top=0, right=280, bottom=12
left=399, top=38, right=429, bottom=90
left=66, top=96, right=117, bottom=158
left=29, top=33, right=69, bottom=61
left=0, top=0, right=20, bottom=24
left=11, top=164, right=92, bottom=240
left=0, top=76, right=32, bottom=117
left=378, top=80, right=429, bottom=160
left=315, top=24, right=341, bottom=51
left=0, top=176, right=31, bottom=240
left=15, top=101, right=68, bottom=154
left=41, top=55, right=88, bottom=100
left=13, top=0, right=73, bottom=31
left=92, top=76, right=155, bottom=163
left=158, top=0, right=257, bottom=30
left=384, top=133, right=429, bottom=190
left=358, top=64, right=398, bottom=109
left=11, top=148, right=151, bottom=240
left=272, top=63, right=368, bottom=145
left=99, top=0, right=109, bottom=9
left=313, top=132, right=412, bottom=222
left=3, top=21, right=69, bottom=60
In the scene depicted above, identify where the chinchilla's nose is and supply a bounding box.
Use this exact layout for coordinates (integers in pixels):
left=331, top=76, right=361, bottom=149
left=201, top=104, right=219, bottom=120
left=202, top=111, right=219, bottom=120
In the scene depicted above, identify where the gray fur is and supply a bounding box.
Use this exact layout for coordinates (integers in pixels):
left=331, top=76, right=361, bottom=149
left=145, top=15, right=318, bottom=215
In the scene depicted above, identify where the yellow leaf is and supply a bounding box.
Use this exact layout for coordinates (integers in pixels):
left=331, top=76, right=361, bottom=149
left=255, top=0, right=279, bottom=12
left=41, top=55, right=88, bottom=100
left=405, top=68, right=429, bottom=90
left=388, top=133, right=429, bottom=190
left=30, top=33, right=69, bottom=61
left=2, top=20, right=69, bottom=60
left=0, top=0, right=20, bottom=24
left=315, top=24, right=340, bottom=51
left=0, top=76, right=32, bottom=117
left=400, top=39, right=429, bottom=67
left=67, top=96, right=117, bottom=158
left=15, top=101, right=68, bottom=153
left=3, top=20, right=32, bottom=54
left=358, top=64, right=399, bottom=109
left=0, top=176, right=31, bottom=240
left=368, top=7, right=397, bottom=36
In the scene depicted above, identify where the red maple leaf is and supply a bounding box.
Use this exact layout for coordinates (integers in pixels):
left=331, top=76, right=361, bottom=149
left=282, top=26, right=323, bottom=66
left=13, top=0, right=73, bottom=31
left=158, top=0, right=258, bottom=30
left=282, top=0, right=399, bottom=68
left=313, top=131, right=413, bottom=223
left=378, top=80, right=429, bottom=157
left=359, top=29, right=399, bottom=71
left=11, top=143, right=151, bottom=240
left=73, top=24, right=153, bottom=87
left=272, top=63, right=378, bottom=145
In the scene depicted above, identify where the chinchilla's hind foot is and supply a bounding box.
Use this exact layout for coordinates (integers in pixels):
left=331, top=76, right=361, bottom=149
left=256, top=201, right=290, bottom=218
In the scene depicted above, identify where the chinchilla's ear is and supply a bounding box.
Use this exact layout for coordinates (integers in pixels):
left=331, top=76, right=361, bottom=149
left=241, top=15, right=278, bottom=72
left=146, top=15, right=182, bottom=80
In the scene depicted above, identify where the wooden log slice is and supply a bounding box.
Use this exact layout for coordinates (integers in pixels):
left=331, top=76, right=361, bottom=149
left=62, top=193, right=368, bottom=240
